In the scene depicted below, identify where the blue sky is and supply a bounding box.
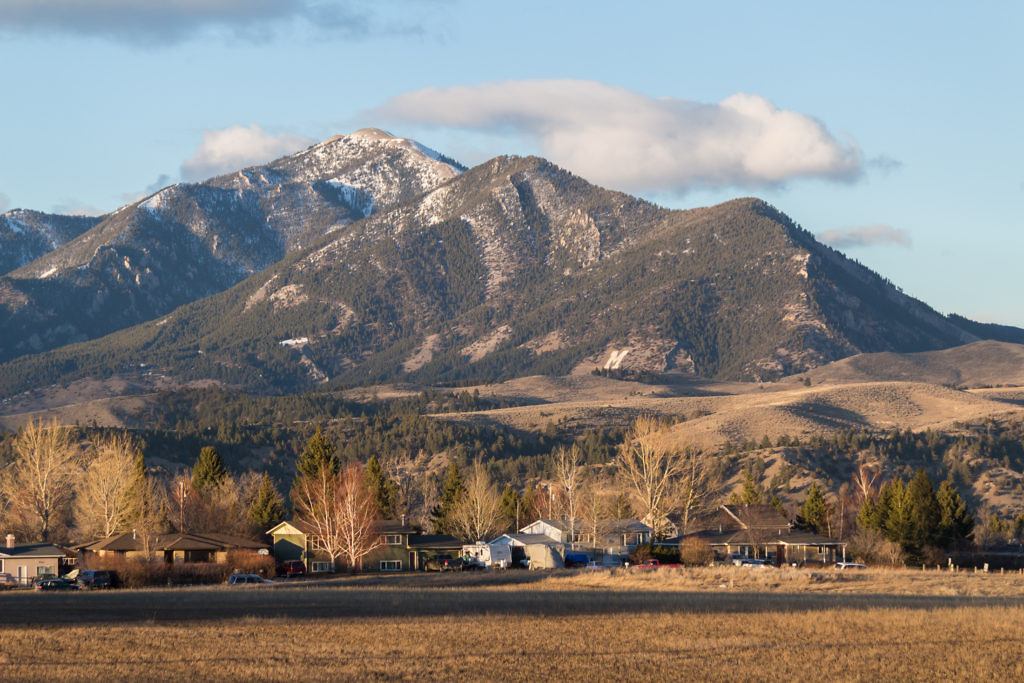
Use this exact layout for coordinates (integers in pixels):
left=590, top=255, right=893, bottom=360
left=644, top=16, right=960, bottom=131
left=0, top=1, right=1020, bottom=325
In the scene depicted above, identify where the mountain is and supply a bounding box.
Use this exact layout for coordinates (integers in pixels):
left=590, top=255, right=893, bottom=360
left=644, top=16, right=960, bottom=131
left=0, top=151, right=1012, bottom=398
left=0, top=129, right=460, bottom=363
left=0, top=209, right=101, bottom=275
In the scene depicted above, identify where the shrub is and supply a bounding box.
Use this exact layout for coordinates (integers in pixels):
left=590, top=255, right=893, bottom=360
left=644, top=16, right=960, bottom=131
left=678, top=538, right=713, bottom=566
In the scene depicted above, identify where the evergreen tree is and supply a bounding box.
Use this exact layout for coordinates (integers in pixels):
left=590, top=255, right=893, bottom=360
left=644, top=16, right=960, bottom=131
left=247, top=472, right=285, bottom=531
left=431, top=462, right=464, bottom=534
left=499, top=484, right=521, bottom=532
left=936, top=479, right=974, bottom=549
left=906, top=468, right=941, bottom=550
left=192, top=446, right=227, bottom=497
left=364, top=455, right=398, bottom=518
left=882, top=479, right=913, bottom=548
left=797, top=482, right=829, bottom=535
left=296, top=427, right=339, bottom=481
left=739, top=469, right=764, bottom=505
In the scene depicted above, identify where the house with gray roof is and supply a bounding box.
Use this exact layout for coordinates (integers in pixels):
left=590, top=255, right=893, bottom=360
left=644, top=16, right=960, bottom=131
left=1, top=534, right=75, bottom=585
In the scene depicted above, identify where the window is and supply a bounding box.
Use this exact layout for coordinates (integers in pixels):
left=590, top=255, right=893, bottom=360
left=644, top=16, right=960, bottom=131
left=36, top=566, right=54, bottom=577
left=382, top=534, right=403, bottom=545
left=379, top=560, right=402, bottom=571
left=311, top=561, right=332, bottom=573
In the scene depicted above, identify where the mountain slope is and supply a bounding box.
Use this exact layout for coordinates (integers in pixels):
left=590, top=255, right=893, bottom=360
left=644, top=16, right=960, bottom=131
left=0, top=129, right=460, bottom=362
left=0, top=209, right=100, bottom=275
left=0, top=154, right=1010, bottom=398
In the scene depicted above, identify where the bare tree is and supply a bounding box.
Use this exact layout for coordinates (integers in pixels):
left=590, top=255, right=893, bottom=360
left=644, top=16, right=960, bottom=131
left=74, top=433, right=137, bottom=539
left=616, top=416, right=683, bottom=538
left=335, top=464, right=384, bottom=570
left=852, top=461, right=882, bottom=506
left=2, top=418, right=81, bottom=542
left=295, top=463, right=382, bottom=571
left=677, top=446, right=721, bottom=535
left=552, top=445, right=584, bottom=547
left=452, top=460, right=503, bottom=542
left=578, top=472, right=620, bottom=549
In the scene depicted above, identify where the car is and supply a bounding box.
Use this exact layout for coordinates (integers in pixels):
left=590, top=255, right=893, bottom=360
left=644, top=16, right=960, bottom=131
left=276, top=559, right=306, bottom=577
left=733, top=558, right=771, bottom=568
left=34, top=577, right=80, bottom=591
left=0, top=572, right=19, bottom=589
left=834, top=562, right=868, bottom=570
left=227, top=573, right=274, bottom=585
left=76, top=569, right=115, bottom=589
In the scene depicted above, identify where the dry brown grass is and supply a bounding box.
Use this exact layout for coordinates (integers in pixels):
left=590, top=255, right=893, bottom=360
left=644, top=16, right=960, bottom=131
left=2, top=568, right=1023, bottom=680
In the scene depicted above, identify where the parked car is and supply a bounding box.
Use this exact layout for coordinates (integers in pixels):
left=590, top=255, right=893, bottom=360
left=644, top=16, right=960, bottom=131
left=0, top=572, right=19, bottom=589
left=834, top=562, right=868, bottom=570
left=733, top=558, right=771, bottom=568
left=425, top=554, right=463, bottom=572
left=34, top=577, right=80, bottom=591
left=228, top=573, right=274, bottom=586
left=276, top=560, right=306, bottom=577
left=564, top=553, right=590, bottom=568
left=77, top=569, right=115, bottom=589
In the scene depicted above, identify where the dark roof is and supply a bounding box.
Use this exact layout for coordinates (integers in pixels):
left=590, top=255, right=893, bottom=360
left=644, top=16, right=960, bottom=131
left=80, top=532, right=267, bottom=553
left=377, top=519, right=418, bottom=534
left=667, top=527, right=845, bottom=548
left=0, top=543, right=69, bottom=558
left=527, top=519, right=652, bottom=534
left=720, top=505, right=791, bottom=530
left=407, top=534, right=462, bottom=550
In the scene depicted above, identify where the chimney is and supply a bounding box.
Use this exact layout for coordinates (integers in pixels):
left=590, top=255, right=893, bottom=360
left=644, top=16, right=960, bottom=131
left=5, top=534, right=14, bottom=549
left=401, top=514, right=406, bottom=528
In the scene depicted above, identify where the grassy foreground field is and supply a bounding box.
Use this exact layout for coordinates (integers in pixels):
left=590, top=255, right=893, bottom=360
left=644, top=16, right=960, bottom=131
left=2, top=568, right=1024, bottom=680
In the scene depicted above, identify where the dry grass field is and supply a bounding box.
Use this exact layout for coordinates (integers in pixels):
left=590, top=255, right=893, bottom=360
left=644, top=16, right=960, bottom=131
left=2, top=568, right=1024, bottom=680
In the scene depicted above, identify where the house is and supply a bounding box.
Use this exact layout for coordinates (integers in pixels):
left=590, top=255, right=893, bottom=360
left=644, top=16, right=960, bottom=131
left=266, top=518, right=462, bottom=572
left=77, top=531, right=267, bottom=564
left=1, top=534, right=76, bottom=585
left=519, top=518, right=653, bottom=561
left=667, top=505, right=847, bottom=565
left=490, top=533, right=564, bottom=569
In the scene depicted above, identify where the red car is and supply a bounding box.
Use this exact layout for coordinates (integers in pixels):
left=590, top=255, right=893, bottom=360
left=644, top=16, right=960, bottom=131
left=276, top=560, right=306, bottom=577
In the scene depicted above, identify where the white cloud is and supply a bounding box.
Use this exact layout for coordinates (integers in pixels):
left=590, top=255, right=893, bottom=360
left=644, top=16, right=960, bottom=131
left=121, top=174, right=174, bottom=205
left=818, top=224, right=911, bottom=249
left=180, top=125, right=314, bottom=181
left=0, top=0, right=370, bottom=44
left=371, top=79, right=863, bottom=194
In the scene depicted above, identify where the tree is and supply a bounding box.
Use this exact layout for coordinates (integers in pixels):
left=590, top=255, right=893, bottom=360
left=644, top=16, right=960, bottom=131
left=551, top=445, right=584, bottom=546
left=616, top=417, right=683, bottom=538
left=738, top=468, right=765, bottom=505
left=74, top=433, right=137, bottom=539
left=294, top=462, right=382, bottom=571
left=296, top=427, right=339, bottom=481
left=676, top=446, right=720, bottom=534
left=431, top=462, right=464, bottom=534
left=247, top=472, right=285, bottom=532
left=364, top=455, right=398, bottom=518
left=936, top=479, right=973, bottom=550
left=2, top=418, right=80, bottom=542
left=192, top=446, right=227, bottom=497
left=451, top=460, right=503, bottom=542
left=797, top=482, right=829, bottom=535
left=499, top=485, right=522, bottom=533
left=906, top=468, right=941, bottom=551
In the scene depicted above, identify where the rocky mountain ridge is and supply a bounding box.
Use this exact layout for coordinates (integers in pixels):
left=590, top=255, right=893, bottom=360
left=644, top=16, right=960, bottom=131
left=0, top=129, right=460, bottom=362
left=0, top=148, right=1013, bottom=398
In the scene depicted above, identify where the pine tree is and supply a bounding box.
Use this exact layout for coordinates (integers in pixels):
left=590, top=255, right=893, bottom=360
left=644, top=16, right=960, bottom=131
left=192, top=446, right=227, bottom=497
left=906, top=468, right=941, bottom=550
left=936, top=479, right=973, bottom=550
left=798, top=483, right=829, bottom=535
left=247, top=472, right=285, bottom=531
left=431, top=462, right=464, bottom=534
left=739, top=469, right=764, bottom=505
left=364, top=455, right=398, bottom=518
left=499, top=484, right=521, bottom=532
left=296, top=427, right=339, bottom=481
left=882, top=479, right=913, bottom=548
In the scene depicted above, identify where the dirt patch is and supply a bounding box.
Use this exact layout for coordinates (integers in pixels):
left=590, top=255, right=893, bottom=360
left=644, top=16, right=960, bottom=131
left=403, top=333, right=441, bottom=373
left=460, top=325, right=511, bottom=363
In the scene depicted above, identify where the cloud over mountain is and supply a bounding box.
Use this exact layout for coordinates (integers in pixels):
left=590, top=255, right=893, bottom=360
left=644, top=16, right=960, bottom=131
left=180, top=125, right=314, bottom=181
left=372, top=79, right=863, bottom=195
left=818, top=224, right=911, bottom=249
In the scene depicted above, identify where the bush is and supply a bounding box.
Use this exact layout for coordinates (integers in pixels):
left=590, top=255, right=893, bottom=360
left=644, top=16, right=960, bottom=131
left=678, top=538, right=713, bottom=566
left=83, top=552, right=273, bottom=587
